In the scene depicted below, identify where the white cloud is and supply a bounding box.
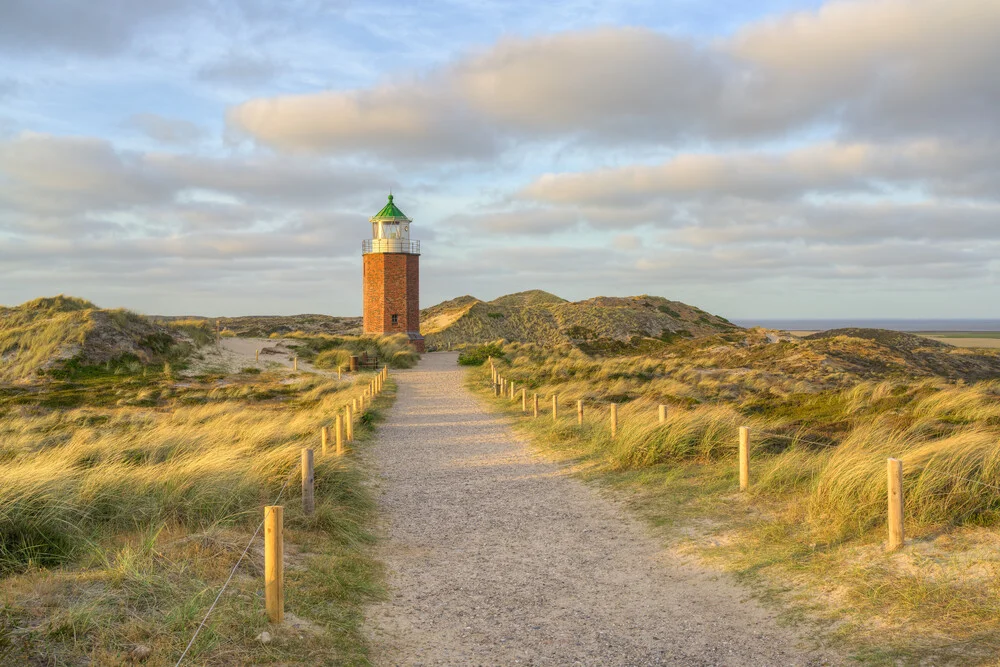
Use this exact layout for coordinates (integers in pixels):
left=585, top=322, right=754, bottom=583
left=227, top=81, right=497, bottom=160
left=227, top=0, right=1000, bottom=159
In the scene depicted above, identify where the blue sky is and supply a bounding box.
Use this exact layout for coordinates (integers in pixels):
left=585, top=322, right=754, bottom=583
left=1, top=0, right=998, bottom=318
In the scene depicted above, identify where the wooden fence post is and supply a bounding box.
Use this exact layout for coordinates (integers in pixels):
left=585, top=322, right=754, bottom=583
left=335, top=414, right=344, bottom=455
left=552, top=394, right=559, bottom=421
left=293, top=357, right=298, bottom=372
left=352, top=398, right=358, bottom=413
left=739, top=426, right=750, bottom=491
left=887, top=458, right=904, bottom=551
left=521, top=388, right=527, bottom=413
left=659, top=405, right=667, bottom=424
left=577, top=400, right=584, bottom=425
left=610, top=404, right=618, bottom=438
left=338, top=365, right=342, bottom=380
left=321, top=426, right=329, bottom=455
left=510, top=382, right=515, bottom=400
left=264, top=505, right=284, bottom=623
left=533, top=393, right=539, bottom=418
left=301, top=449, right=315, bottom=515
left=345, top=406, right=354, bottom=442
left=255, top=349, right=260, bottom=362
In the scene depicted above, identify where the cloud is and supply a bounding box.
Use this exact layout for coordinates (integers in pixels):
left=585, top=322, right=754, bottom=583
left=127, top=113, right=205, bottom=145
left=227, top=0, right=1000, bottom=159
left=523, top=140, right=1000, bottom=207
left=0, top=0, right=191, bottom=56
left=0, top=133, right=173, bottom=214
left=227, top=80, right=497, bottom=160
left=0, top=133, right=385, bottom=217
left=0, top=132, right=389, bottom=305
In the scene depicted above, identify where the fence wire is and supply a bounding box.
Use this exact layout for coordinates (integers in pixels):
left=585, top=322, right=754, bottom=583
left=174, top=458, right=299, bottom=667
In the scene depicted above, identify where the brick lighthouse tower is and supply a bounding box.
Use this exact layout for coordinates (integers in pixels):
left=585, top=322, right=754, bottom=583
left=362, top=194, right=424, bottom=352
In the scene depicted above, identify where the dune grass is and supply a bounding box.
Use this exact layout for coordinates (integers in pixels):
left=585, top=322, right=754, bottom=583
left=474, top=342, right=1000, bottom=662
left=0, top=364, right=390, bottom=665
left=285, top=332, right=420, bottom=370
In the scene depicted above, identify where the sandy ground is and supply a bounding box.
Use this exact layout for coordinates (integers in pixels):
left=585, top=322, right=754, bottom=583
left=365, top=352, right=837, bottom=666
left=183, top=337, right=326, bottom=375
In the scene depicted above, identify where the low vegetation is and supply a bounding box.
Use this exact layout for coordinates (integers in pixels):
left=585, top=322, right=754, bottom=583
left=0, top=296, right=191, bottom=384
left=471, top=333, right=1000, bottom=662
left=0, top=297, right=392, bottom=664
left=284, top=332, right=420, bottom=369
left=421, top=290, right=735, bottom=351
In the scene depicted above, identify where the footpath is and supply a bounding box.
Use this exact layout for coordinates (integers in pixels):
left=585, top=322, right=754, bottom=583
left=365, top=352, right=834, bottom=666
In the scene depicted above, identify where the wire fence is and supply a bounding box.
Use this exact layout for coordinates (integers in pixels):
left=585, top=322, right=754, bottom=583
left=486, top=361, right=1000, bottom=549
left=174, top=458, right=299, bottom=666
left=173, top=365, right=390, bottom=666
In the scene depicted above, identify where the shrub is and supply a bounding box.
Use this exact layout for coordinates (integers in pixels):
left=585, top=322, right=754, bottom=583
left=314, top=348, right=353, bottom=370
left=458, top=343, right=506, bottom=366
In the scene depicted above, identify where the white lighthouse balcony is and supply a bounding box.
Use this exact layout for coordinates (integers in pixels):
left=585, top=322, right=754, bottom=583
left=362, top=238, right=421, bottom=254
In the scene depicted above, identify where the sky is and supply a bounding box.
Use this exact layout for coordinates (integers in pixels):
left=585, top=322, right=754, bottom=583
left=1, top=0, right=998, bottom=319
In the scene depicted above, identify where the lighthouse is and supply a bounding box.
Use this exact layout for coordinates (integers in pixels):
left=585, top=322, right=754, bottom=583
left=362, top=194, right=425, bottom=352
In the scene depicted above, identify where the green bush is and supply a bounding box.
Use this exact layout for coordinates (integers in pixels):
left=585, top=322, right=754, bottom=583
left=458, top=343, right=506, bottom=366
left=314, top=348, right=353, bottom=370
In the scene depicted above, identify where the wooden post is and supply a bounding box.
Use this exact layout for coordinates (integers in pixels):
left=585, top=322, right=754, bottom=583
left=321, top=426, right=329, bottom=455
left=658, top=405, right=667, bottom=424
left=301, top=449, right=314, bottom=515
left=533, top=393, right=539, bottom=418
left=335, top=414, right=344, bottom=455
left=494, top=380, right=500, bottom=397
left=345, top=406, right=354, bottom=441
left=293, top=357, right=298, bottom=372
left=739, top=426, right=750, bottom=491
left=510, top=382, right=515, bottom=400
left=577, top=400, right=584, bottom=425
left=256, top=349, right=260, bottom=362
left=552, top=394, right=558, bottom=421
left=887, top=458, right=904, bottom=551
left=352, top=398, right=358, bottom=413
left=521, top=388, right=527, bottom=413
left=264, top=505, right=284, bottom=624
left=610, top=404, right=618, bottom=438
left=338, top=366, right=342, bottom=380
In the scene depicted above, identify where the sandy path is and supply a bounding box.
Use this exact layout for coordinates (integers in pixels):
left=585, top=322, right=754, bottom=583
left=365, top=353, right=835, bottom=666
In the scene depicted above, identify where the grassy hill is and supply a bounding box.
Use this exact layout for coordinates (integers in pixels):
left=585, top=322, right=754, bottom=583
left=421, top=290, right=737, bottom=352
left=0, top=296, right=186, bottom=383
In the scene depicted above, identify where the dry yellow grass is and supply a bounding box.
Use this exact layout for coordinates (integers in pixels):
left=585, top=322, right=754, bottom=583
left=0, top=369, right=389, bottom=665
left=474, top=341, right=1000, bottom=662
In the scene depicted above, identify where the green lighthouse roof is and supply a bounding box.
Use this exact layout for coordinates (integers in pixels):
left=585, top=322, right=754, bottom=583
left=370, top=193, right=411, bottom=223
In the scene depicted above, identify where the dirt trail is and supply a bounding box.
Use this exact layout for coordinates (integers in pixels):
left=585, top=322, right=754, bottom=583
left=365, top=353, right=837, bottom=666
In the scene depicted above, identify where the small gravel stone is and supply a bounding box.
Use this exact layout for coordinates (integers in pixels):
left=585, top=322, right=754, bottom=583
left=365, top=353, right=838, bottom=666
left=255, top=631, right=272, bottom=645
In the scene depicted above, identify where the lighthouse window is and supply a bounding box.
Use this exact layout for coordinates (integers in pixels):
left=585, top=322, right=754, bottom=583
left=391, top=314, right=398, bottom=325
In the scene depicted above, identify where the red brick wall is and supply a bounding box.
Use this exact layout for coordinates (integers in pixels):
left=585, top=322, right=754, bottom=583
left=363, top=253, right=421, bottom=343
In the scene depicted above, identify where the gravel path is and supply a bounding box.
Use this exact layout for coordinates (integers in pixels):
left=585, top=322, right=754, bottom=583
left=366, top=352, right=835, bottom=666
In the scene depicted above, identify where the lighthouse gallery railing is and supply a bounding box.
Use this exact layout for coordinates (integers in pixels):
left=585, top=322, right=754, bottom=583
left=362, top=239, right=420, bottom=254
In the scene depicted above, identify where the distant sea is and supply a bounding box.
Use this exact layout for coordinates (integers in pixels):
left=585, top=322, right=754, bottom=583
left=733, top=319, right=1000, bottom=332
